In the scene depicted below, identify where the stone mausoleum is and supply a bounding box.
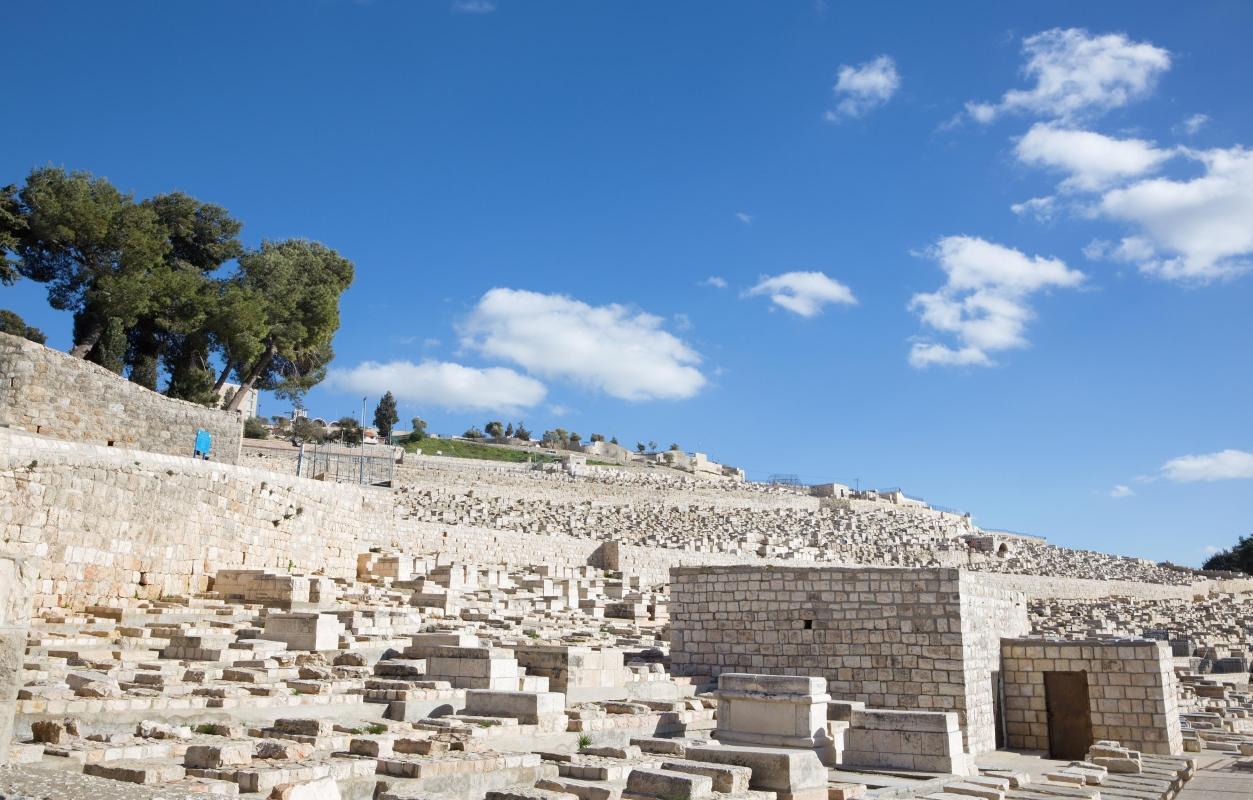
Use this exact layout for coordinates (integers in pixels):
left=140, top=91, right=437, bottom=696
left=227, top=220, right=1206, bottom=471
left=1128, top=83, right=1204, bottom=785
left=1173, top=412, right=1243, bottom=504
left=670, top=564, right=1184, bottom=759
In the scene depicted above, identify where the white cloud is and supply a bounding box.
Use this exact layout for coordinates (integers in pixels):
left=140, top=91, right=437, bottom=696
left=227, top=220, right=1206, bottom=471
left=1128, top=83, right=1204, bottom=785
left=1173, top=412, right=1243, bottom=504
left=702, top=276, right=728, bottom=289
left=1015, top=123, right=1172, bottom=191
left=1109, top=484, right=1135, bottom=498
left=327, top=360, right=545, bottom=413
left=908, top=236, right=1084, bottom=368
left=451, top=0, right=494, bottom=12
left=825, top=55, right=900, bottom=120
left=459, top=288, right=706, bottom=401
left=744, top=271, right=857, bottom=317
left=1178, top=113, right=1210, bottom=136
left=735, top=212, right=754, bottom=225
left=1011, top=195, right=1058, bottom=222
left=968, top=28, right=1170, bottom=123
left=1093, top=146, right=1253, bottom=282
left=1160, top=449, right=1253, bottom=482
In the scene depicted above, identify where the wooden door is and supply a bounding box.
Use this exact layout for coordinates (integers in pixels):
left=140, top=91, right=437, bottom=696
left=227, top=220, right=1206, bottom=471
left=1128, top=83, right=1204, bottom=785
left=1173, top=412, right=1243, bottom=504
left=1043, top=671, right=1093, bottom=760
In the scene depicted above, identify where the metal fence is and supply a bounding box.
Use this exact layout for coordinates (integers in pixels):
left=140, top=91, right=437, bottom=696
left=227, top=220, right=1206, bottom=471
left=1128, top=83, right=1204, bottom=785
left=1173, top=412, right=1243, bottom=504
left=295, top=443, right=395, bottom=487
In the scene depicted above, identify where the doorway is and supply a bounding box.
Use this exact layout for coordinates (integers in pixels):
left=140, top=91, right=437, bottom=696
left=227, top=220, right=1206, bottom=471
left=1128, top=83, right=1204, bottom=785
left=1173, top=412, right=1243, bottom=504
left=1043, top=671, right=1093, bottom=760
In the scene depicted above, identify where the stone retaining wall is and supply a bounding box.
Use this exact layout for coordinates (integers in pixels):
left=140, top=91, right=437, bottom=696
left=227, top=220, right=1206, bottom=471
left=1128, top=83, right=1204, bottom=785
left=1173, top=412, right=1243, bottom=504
left=0, top=553, right=35, bottom=765
left=0, top=332, right=243, bottom=464
left=4, top=422, right=1246, bottom=615
left=0, top=428, right=389, bottom=610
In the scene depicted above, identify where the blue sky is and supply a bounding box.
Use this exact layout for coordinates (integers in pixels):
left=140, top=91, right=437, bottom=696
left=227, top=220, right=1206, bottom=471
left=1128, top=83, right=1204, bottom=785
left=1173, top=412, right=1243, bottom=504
left=4, top=1, right=1251, bottom=565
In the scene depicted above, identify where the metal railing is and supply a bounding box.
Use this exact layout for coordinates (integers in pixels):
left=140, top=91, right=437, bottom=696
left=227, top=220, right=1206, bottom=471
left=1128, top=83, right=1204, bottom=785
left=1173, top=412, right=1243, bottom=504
left=295, top=442, right=394, bottom=487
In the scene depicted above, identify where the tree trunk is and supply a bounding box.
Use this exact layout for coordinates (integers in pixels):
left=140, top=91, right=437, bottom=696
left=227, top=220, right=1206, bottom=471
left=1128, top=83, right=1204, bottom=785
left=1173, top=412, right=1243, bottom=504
left=128, top=320, right=160, bottom=390
left=225, top=343, right=274, bottom=412
left=68, top=314, right=105, bottom=358
left=213, top=362, right=235, bottom=393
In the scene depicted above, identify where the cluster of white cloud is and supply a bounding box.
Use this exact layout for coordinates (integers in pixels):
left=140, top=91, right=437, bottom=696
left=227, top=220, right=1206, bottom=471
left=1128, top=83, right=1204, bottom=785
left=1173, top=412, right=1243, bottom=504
left=744, top=271, right=856, bottom=317
left=451, top=0, right=494, bottom=13
left=1096, top=147, right=1253, bottom=281
left=1178, top=113, right=1210, bottom=136
left=1108, top=448, right=1253, bottom=498
left=331, top=288, right=707, bottom=412
left=826, top=55, right=900, bottom=121
left=1015, top=123, right=1172, bottom=192
left=459, top=288, right=706, bottom=402
left=983, top=30, right=1253, bottom=284
left=908, top=236, right=1084, bottom=368
left=327, top=360, right=545, bottom=414
left=1160, top=449, right=1253, bottom=482
left=967, top=28, right=1170, bottom=123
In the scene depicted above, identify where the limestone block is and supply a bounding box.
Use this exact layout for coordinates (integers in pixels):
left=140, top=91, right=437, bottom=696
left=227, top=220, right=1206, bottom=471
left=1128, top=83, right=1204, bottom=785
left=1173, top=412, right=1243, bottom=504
left=464, top=690, right=567, bottom=724
left=626, top=767, right=714, bottom=800
left=185, top=740, right=256, bottom=768
left=684, top=744, right=828, bottom=800
left=262, top=613, right=344, bottom=651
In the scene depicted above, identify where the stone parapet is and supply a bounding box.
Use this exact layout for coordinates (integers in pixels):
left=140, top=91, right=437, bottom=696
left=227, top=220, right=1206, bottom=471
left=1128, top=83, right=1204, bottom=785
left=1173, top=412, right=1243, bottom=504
left=0, top=332, right=243, bottom=463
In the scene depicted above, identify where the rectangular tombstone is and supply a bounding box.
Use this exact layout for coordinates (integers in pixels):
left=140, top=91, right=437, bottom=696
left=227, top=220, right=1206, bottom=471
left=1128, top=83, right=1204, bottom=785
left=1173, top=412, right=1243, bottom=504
left=261, top=612, right=345, bottom=651
left=715, top=673, right=832, bottom=753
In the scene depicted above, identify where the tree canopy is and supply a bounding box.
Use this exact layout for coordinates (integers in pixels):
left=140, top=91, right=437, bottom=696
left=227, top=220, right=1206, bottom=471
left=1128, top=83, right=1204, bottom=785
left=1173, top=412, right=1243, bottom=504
left=1, top=166, right=353, bottom=409
left=1202, top=534, right=1253, bottom=575
left=374, top=391, right=399, bottom=439
left=0, top=309, right=46, bottom=343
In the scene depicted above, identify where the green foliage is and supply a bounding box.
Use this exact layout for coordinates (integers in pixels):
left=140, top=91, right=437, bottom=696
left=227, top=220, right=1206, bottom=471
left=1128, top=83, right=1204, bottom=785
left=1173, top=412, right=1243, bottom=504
left=84, top=315, right=128, bottom=374
left=243, top=417, right=269, bottom=439
left=404, top=437, right=558, bottom=464
left=577, top=734, right=593, bottom=750
left=514, top=422, right=530, bottom=441
left=224, top=239, right=354, bottom=411
left=407, top=417, right=427, bottom=442
left=365, top=723, right=387, bottom=735
left=669, top=442, right=680, bottom=451
left=590, top=433, right=604, bottom=442
left=1202, top=534, right=1253, bottom=575
left=463, top=426, right=485, bottom=439
left=0, top=184, right=25, bottom=285
left=15, top=167, right=171, bottom=355
left=636, top=442, right=646, bottom=453
left=373, top=391, right=399, bottom=439
left=335, top=416, right=363, bottom=445
left=0, top=309, right=46, bottom=343
left=291, top=416, right=325, bottom=443
left=484, top=420, right=504, bottom=439
left=542, top=428, right=570, bottom=448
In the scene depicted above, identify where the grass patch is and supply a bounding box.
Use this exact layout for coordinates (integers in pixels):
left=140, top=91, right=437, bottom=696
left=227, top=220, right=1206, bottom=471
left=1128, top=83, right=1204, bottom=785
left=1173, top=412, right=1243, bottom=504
left=365, top=723, right=387, bottom=735
left=404, top=438, right=559, bottom=464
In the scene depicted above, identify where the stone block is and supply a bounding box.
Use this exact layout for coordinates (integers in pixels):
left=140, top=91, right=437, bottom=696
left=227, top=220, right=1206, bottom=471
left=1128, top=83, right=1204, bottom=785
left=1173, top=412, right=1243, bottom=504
left=626, top=767, right=714, bottom=800
left=685, top=744, right=827, bottom=800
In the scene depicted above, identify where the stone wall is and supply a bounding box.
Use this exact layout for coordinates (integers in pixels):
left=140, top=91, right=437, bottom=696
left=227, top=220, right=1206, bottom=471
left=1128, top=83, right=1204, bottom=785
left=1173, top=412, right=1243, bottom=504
left=668, top=564, right=1029, bottom=755
left=1000, top=638, right=1183, bottom=755
left=0, top=332, right=243, bottom=464
left=0, top=553, right=36, bottom=765
left=959, top=572, right=1032, bottom=754
left=0, top=428, right=390, bottom=610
